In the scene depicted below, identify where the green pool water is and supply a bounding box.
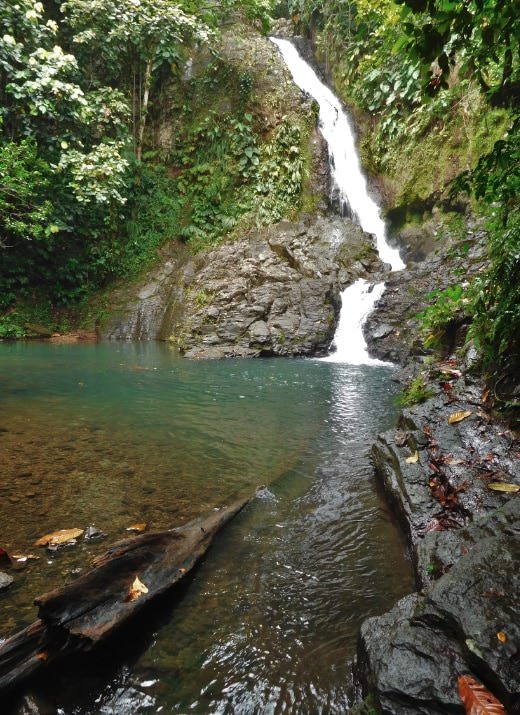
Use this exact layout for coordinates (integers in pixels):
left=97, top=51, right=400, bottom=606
left=0, top=342, right=413, bottom=713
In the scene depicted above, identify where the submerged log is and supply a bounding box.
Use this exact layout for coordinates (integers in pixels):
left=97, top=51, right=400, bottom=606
left=0, top=497, right=249, bottom=694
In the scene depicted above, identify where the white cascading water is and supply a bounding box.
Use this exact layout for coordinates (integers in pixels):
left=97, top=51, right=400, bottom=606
left=271, top=38, right=405, bottom=365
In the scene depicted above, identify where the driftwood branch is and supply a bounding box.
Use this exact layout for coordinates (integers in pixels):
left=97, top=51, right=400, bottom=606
left=0, top=497, right=249, bottom=694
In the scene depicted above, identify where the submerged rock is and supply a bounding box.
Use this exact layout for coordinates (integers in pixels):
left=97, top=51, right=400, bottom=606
left=0, top=573, right=14, bottom=592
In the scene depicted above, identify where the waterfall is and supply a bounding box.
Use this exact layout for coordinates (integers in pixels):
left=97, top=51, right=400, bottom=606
left=271, top=37, right=405, bottom=364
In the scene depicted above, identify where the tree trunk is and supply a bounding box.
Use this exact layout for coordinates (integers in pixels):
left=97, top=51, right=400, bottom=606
left=136, top=56, right=154, bottom=161
left=0, top=496, right=251, bottom=695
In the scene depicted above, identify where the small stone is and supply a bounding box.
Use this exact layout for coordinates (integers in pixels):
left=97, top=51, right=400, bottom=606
left=84, top=526, right=107, bottom=542
left=0, top=572, right=14, bottom=592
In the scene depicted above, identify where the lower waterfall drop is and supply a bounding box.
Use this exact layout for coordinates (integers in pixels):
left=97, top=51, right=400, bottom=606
left=322, top=279, right=388, bottom=365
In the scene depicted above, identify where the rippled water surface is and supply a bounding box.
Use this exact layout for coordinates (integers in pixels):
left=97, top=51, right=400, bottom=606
left=0, top=343, right=413, bottom=713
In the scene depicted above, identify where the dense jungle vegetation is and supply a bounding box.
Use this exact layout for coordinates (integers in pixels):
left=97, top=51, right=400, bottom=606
left=0, top=0, right=293, bottom=334
left=1, top=0, right=519, bottom=393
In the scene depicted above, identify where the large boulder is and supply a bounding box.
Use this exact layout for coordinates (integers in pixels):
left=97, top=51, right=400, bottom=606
left=168, top=216, right=383, bottom=358
left=358, top=498, right=520, bottom=714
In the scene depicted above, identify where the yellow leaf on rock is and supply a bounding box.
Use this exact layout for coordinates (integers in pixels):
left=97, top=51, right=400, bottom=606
left=126, top=575, right=149, bottom=602
left=488, top=482, right=520, bottom=494
left=34, top=528, right=83, bottom=547
left=406, top=451, right=419, bottom=464
left=126, top=523, right=147, bottom=533
left=497, top=631, right=507, bottom=643
left=448, top=410, right=472, bottom=425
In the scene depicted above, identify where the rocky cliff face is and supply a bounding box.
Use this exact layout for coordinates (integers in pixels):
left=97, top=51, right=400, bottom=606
left=101, top=215, right=384, bottom=358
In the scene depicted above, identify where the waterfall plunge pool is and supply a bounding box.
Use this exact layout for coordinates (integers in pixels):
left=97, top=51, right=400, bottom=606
left=1, top=342, right=413, bottom=713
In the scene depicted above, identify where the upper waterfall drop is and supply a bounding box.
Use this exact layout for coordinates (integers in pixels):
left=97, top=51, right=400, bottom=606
left=270, top=37, right=405, bottom=273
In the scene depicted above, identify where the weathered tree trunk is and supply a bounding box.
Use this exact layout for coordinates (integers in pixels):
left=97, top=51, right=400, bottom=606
left=136, top=56, right=153, bottom=161
left=0, top=497, right=249, bottom=694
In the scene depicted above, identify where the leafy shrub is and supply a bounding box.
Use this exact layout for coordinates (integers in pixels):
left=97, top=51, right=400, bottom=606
left=398, top=373, right=434, bottom=407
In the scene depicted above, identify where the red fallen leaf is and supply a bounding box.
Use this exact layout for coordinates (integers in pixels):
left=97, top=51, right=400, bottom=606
left=458, top=674, right=506, bottom=714
left=424, top=515, right=460, bottom=532
left=429, top=461, right=441, bottom=474
left=440, top=359, right=458, bottom=367
left=423, top=425, right=432, bottom=437
left=441, top=382, right=454, bottom=393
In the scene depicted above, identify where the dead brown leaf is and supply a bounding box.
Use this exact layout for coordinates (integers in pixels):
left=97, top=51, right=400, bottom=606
left=35, top=528, right=84, bottom=547
left=444, top=456, right=465, bottom=466
left=126, top=575, right=149, bottom=602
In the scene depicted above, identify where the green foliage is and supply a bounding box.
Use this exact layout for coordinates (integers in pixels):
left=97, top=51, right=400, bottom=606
left=0, top=140, right=53, bottom=246
left=461, top=121, right=520, bottom=365
left=0, top=0, right=284, bottom=323
left=169, top=101, right=306, bottom=251
left=395, top=0, right=520, bottom=106
left=255, top=119, right=305, bottom=223
left=0, top=315, right=26, bottom=339
left=398, top=372, right=434, bottom=406
left=418, top=284, right=465, bottom=351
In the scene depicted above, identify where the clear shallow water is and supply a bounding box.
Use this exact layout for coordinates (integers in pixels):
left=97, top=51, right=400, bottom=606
left=1, top=343, right=413, bottom=713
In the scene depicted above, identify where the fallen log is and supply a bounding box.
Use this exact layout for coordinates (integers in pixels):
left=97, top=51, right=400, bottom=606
left=0, top=496, right=249, bottom=694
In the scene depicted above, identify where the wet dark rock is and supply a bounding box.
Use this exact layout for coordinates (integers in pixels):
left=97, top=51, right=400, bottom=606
left=173, top=216, right=383, bottom=359
left=364, top=224, right=487, bottom=365
left=360, top=363, right=520, bottom=713
left=372, top=378, right=520, bottom=586
left=358, top=498, right=520, bottom=714
left=358, top=593, right=467, bottom=714
left=101, top=242, right=190, bottom=341
left=0, top=572, right=14, bottom=592
left=102, top=216, right=383, bottom=358
left=8, top=692, right=57, bottom=715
